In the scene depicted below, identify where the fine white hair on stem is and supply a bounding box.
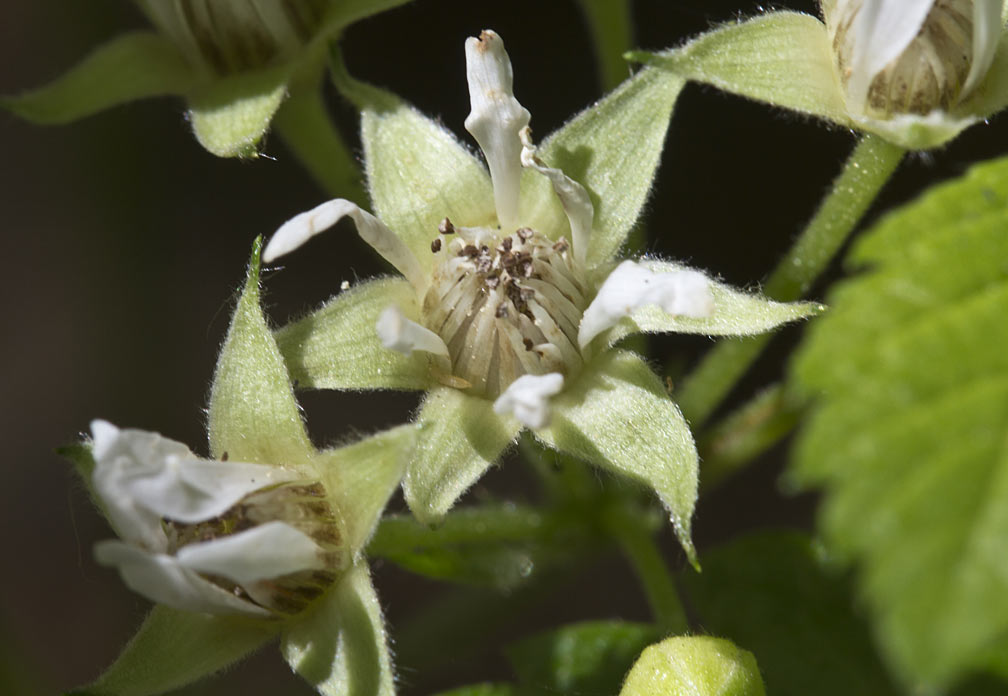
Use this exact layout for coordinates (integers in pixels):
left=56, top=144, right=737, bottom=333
left=464, top=30, right=531, bottom=231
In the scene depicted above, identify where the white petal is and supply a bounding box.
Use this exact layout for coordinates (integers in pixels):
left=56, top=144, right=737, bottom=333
left=176, top=521, right=325, bottom=586
left=464, top=30, right=531, bottom=231
left=962, top=0, right=1004, bottom=99
left=94, top=540, right=270, bottom=616
left=493, top=372, right=564, bottom=429
left=263, top=199, right=426, bottom=292
left=579, top=260, right=714, bottom=348
left=127, top=457, right=297, bottom=525
left=375, top=304, right=450, bottom=358
left=91, top=420, right=190, bottom=550
left=519, top=127, right=594, bottom=267
left=845, top=0, right=935, bottom=115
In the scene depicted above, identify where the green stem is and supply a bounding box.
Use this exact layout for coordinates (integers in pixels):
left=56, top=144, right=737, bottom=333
left=272, top=85, right=366, bottom=204
left=368, top=507, right=545, bottom=558
left=576, top=0, right=634, bottom=91
left=607, top=507, right=687, bottom=634
left=697, top=383, right=805, bottom=490
left=676, top=134, right=905, bottom=427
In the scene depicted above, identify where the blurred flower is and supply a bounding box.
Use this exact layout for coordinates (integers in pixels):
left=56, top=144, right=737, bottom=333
left=3, top=0, right=409, bottom=157
left=264, top=31, right=818, bottom=562
left=65, top=241, right=410, bottom=695
left=634, top=0, right=1008, bottom=148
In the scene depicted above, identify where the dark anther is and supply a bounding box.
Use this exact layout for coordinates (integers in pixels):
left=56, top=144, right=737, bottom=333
left=495, top=303, right=509, bottom=318
left=500, top=237, right=513, bottom=252
left=438, top=218, right=456, bottom=235
left=462, top=244, right=479, bottom=257
left=221, top=451, right=229, bottom=461
left=520, top=287, right=535, bottom=302
left=431, top=238, right=442, bottom=253
left=516, top=227, right=533, bottom=241
left=553, top=238, right=569, bottom=253
left=523, top=338, right=534, bottom=350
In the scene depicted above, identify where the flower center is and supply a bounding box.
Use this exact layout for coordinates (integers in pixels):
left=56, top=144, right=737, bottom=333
left=834, top=0, right=974, bottom=116
left=164, top=481, right=342, bottom=615
left=422, top=218, right=588, bottom=397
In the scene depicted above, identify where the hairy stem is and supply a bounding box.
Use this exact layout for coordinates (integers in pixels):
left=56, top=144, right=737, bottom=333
left=676, top=134, right=905, bottom=427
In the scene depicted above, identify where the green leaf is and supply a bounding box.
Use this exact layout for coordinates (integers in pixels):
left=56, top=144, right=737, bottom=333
left=791, top=155, right=1008, bottom=689
left=683, top=531, right=897, bottom=696
left=74, top=606, right=277, bottom=696
left=2, top=32, right=194, bottom=124
left=605, top=260, right=823, bottom=347
left=630, top=13, right=849, bottom=128
left=620, top=636, right=765, bottom=696
left=359, top=88, right=496, bottom=273
left=403, top=387, right=521, bottom=524
left=537, top=350, right=699, bottom=565
left=208, top=237, right=313, bottom=465
left=282, top=562, right=394, bottom=696
left=507, top=621, right=660, bottom=696
left=311, top=425, right=413, bottom=555
left=275, top=276, right=432, bottom=391
left=187, top=66, right=290, bottom=158
left=523, top=68, right=686, bottom=268
left=369, top=506, right=574, bottom=591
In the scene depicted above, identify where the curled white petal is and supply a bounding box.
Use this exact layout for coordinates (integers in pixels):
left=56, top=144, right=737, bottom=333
left=579, top=260, right=714, bottom=348
left=176, top=521, right=325, bottom=586
left=520, top=127, right=593, bottom=266
left=464, top=30, right=531, bottom=231
left=962, top=0, right=1004, bottom=99
left=91, top=420, right=297, bottom=547
left=263, top=198, right=426, bottom=291
left=493, top=372, right=564, bottom=429
left=843, top=0, right=935, bottom=115
left=94, top=540, right=270, bottom=617
left=376, top=305, right=450, bottom=359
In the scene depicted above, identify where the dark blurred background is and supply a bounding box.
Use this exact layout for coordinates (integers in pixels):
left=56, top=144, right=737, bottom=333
left=2, top=1, right=1006, bottom=694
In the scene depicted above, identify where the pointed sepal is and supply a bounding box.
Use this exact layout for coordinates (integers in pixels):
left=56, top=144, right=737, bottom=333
left=275, top=276, right=433, bottom=391
left=404, top=387, right=521, bottom=524
left=281, top=562, right=395, bottom=696
left=521, top=67, right=686, bottom=267
left=208, top=237, right=312, bottom=465
left=71, top=606, right=278, bottom=696
left=536, top=351, right=699, bottom=564
left=2, top=33, right=194, bottom=124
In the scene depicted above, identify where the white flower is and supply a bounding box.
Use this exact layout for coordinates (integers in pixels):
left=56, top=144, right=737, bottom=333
left=90, top=420, right=335, bottom=617
left=827, top=0, right=1002, bottom=119
left=265, top=29, right=819, bottom=561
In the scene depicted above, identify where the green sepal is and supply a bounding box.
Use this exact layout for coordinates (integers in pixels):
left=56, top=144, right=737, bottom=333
left=208, top=237, right=313, bottom=465
left=521, top=68, right=686, bottom=268
left=369, top=506, right=568, bottom=591
left=312, top=425, right=413, bottom=555
left=276, top=276, right=432, bottom=391
left=187, top=66, right=290, bottom=158
left=605, top=260, right=823, bottom=346
left=791, top=155, right=1008, bottom=689
left=537, top=350, right=699, bottom=565
left=960, top=31, right=1008, bottom=126
left=620, top=636, right=766, bottom=696
left=403, top=387, right=521, bottom=524
left=576, top=0, right=634, bottom=91
left=683, top=531, right=897, bottom=696
left=57, top=442, right=97, bottom=496
left=631, top=13, right=849, bottom=129
left=2, top=32, right=194, bottom=125
left=281, top=562, right=394, bottom=696
left=353, top=77, right=496, bottom=273
left=71, top=606, right=278, bottom=696
left=507, top=621, right=661, bottom=696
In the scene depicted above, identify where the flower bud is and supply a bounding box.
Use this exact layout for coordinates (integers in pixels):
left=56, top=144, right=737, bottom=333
left=826, top=0, right=1000, bottom=118
left=90, top=420, right=344, bottom=617
left=135, top=0, right=330, bottom=74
